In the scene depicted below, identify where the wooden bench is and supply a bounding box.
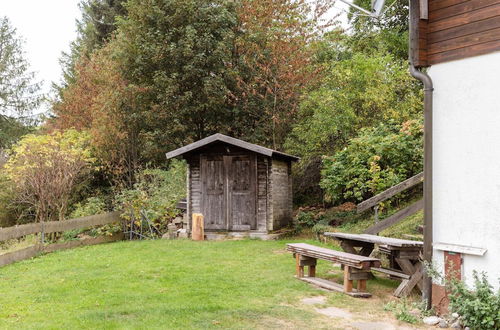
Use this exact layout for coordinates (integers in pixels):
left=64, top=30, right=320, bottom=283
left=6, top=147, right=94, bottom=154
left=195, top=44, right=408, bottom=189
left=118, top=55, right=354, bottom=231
left=287, top=243, right=381, bottom=298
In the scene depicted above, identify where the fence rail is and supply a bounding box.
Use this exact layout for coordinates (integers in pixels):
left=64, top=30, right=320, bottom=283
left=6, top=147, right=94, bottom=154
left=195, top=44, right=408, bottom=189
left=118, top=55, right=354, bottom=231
left=0, top=211, right=123, bottom=267
left=0, top=211, right=122, bottom=242
left=356, top=172, right=424, bottom=235
left=363, top=199, right=423, bottom=235
left=357, top=172, right=424, bottom=213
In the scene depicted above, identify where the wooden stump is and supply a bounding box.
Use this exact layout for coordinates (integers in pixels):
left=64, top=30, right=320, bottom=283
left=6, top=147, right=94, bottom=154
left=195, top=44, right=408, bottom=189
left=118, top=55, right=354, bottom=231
left=191, top=213, right=204, bottom=241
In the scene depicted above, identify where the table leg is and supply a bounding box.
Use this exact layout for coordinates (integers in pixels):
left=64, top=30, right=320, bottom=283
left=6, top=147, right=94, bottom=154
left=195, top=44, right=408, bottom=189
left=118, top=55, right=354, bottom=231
left=357, top=279, right=367, bottom=292
left=396, top=258, right=423, bottom=291
left=296, top=254, right=304, bottom=278
left=343, top=266, right=353, bottom=293
left=393, top=263, right=423, bottom=297
left=309, top=265, right=316, bottom=277
left=340, top=241, right=358, bottom=254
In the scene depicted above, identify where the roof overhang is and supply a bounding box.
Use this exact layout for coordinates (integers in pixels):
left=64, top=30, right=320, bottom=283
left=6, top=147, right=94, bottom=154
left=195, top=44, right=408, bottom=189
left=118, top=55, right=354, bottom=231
left=166, top=133, right=299, bottom=161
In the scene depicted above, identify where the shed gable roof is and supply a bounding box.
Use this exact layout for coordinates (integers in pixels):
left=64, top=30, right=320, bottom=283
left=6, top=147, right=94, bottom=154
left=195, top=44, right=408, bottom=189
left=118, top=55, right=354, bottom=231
left=166, top=133, right=299, bottom=161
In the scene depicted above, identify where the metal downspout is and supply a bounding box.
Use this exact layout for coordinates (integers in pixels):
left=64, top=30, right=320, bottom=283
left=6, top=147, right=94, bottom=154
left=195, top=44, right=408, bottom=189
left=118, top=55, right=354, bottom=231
left=409, top=64, right=433, bottom=309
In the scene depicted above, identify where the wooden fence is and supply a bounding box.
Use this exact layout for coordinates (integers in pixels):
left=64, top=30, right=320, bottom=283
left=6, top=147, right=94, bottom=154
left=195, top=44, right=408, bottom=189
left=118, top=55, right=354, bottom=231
left=357, top=172, right=424, bottom=234
left=0, top=211, right=123, bottom=268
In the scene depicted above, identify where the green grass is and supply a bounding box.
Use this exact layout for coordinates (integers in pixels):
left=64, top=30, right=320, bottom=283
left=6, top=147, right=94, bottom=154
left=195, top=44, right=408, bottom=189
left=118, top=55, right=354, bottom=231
left=0, top=239, right=419, bottom=329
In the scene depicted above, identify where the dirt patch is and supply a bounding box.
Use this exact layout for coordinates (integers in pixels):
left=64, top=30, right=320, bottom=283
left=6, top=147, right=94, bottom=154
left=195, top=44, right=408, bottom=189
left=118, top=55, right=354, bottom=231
left=348, top=321, right=415, bottom=330
left=315, top=306, right=353, bottom=319
left=301, top=296, right=327, bottom=305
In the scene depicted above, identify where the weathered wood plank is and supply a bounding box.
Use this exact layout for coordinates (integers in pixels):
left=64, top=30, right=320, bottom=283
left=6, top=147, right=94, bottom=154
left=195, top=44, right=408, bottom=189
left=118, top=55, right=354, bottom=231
left=0, top=244, right=42, bottom=267
left=43, top=212, right=122, bottom=234
left=0, top=211, right=122, bottom=242
left=372, top=267, right=411, bottom=279
left=299, top=277, right=372, bottom=298
left=43, top=233, right=124, bottom=253
left=357, top=172, right=423, bottom=213
left=428, top=39, right=500, bottom=64
left=0, top=233, right=124, bottom=267
left=0, top=223, right=42, bottom=242
left=363, top=199, right=424, bottom=235
left=429, top=0, right=499, bottom=21
left=287, top=243, right=381, bottom=269
left=394, top=263, right=423, bottom=297
left=324, top=233, right=423, bottom=248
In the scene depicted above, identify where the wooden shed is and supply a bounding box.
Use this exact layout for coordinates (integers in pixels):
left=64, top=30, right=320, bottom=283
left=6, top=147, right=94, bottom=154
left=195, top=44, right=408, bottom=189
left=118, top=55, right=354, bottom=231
left=166, top=134, right=299, bottom=235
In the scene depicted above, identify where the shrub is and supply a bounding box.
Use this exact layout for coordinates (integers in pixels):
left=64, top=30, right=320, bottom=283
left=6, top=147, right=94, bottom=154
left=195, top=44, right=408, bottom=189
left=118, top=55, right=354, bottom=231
left=320, top=119, right=423, bottom=204
left=70, top=196, right=107, bottom=219
left=384, top=300, right=419, bottom=324
left=115, top=160, right=187, bottom=234
left=448, top=271, right=500, bottom=330
left=4, top=129, right=95, bottom=223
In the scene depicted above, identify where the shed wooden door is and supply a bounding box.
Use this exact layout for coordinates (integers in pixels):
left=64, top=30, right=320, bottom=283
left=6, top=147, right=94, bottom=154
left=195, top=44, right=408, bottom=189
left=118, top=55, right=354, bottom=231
left=200, top=154, right=256, bottom=231
left=201, top=155, right=226, bottom=230
left=226, top=155, right=256, bottom=230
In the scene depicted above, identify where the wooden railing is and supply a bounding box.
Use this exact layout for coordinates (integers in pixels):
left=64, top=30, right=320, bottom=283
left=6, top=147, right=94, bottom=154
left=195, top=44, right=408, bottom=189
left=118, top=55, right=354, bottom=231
left=0, top=211, right=123, bottom=267
left=357, top=172, right=424, bottom=235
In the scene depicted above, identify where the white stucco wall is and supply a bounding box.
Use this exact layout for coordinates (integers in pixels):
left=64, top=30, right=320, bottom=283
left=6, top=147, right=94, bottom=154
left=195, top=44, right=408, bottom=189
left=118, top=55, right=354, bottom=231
left=430, top=51, right=500, bottom=290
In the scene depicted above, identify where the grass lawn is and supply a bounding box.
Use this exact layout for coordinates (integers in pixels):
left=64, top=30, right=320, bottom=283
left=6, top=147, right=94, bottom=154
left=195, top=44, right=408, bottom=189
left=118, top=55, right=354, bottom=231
left=0, top=239, right=425, bottom=329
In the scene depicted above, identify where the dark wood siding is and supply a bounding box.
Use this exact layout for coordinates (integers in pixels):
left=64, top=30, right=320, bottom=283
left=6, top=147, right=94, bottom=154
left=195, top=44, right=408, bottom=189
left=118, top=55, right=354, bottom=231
left=256, top=156, right=268, bottom=232
left=187, top=157, right=202, bottom=224
left=270, top=159, right=292, bottom=230
left=416, top=0, right=500, bottom=65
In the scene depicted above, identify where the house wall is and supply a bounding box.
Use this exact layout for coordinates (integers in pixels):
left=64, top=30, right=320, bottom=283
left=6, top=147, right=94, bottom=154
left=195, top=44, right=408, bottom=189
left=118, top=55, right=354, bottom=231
left=269, top=159, right=292, bottom=230
left=414, top=0, right=500, bottom=66
left=430, top=51, right=500, bottom=290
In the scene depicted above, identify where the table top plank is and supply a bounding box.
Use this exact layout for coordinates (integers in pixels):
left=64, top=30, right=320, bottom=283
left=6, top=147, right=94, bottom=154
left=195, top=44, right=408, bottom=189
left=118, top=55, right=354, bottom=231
left=324, top=232, right=423, bottom=248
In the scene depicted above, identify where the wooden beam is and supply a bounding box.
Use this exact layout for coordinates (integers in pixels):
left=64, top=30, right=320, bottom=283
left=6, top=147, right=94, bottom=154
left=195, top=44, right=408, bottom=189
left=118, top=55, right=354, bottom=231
left=0, top=233, right=124, bottom=268
left=357, top=172, right=423, bottom=213
left=0, top=212, right=122, bottom=242
left=364, top=199, right=424, bottom=235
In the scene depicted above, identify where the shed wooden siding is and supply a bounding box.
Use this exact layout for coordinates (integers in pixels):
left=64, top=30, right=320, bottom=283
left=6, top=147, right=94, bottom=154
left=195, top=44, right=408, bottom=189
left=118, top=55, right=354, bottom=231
left=188, top=157, right=202, bottom=223
left=270, top=159, right=292, bottom=230
left=256, top=156, right=269, bottom=231
left=414, top=0, right=500, bottom=66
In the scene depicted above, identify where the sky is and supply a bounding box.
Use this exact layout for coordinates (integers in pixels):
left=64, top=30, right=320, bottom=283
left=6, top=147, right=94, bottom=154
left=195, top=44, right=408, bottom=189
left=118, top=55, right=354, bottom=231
left=0, top=0, right=81, bottom=113
left=0, top=0, right=351, bottom=115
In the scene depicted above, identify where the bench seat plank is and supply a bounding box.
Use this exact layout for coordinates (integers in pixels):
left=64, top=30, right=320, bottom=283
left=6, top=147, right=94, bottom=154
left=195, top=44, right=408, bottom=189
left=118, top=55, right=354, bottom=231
left=287, top=243, right=381, bottom=269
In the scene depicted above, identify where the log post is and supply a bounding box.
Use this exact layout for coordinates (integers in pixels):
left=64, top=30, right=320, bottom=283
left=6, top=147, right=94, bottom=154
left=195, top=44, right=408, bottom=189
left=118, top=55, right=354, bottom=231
left=191, top=213, right=204, bottom=241
left=343, top=266, right=353, bottom=292
left=295, top=254, right=304, bottom=277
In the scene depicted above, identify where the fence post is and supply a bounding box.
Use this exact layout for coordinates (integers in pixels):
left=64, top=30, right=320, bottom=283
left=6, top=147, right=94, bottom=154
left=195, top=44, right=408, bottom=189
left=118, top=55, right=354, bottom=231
left=40, top=221, right=45, bottom=244
left=373, top=205, right=379, bottom=223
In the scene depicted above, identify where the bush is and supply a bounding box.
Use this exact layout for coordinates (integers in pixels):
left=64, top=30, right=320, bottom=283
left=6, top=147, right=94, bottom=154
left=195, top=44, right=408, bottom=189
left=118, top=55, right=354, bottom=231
left=4, top=129, right=95, bottom=223
left=320, top=119, right=423, bottom=204
left=115, top=160, right=187, bottom=234
left=448, top=271, right=500, bottom=330
left=70, top=196, right=107, bottom=219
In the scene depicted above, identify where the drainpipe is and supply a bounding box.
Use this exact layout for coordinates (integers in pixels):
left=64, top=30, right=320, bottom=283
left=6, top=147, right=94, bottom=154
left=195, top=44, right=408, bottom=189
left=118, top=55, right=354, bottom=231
left=409, top=65, right=433, bottom=309
left=409, top=0, right=433, bottom=310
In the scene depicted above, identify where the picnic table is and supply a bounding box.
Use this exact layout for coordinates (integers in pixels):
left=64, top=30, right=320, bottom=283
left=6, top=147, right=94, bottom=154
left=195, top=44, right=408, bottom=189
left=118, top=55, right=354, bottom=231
left=323, top=232, right=423, bottom=297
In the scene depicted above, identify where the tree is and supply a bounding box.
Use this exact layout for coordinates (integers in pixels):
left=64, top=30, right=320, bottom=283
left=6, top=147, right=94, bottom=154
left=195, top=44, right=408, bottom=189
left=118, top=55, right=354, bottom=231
left=320, top=119, right=423, bottom=204
left=113, top=0, right=239, bottom=157
left=4, top=129, right=95, bottom=223
left=347, top=0, right=409, bottom=60
left=231, top=0, right=333, bottom=148
left=0, top=17, right=43, bottom=147
left=57, top=0, right=127, bottom=91
left=286, top=52, right=421, bottom=159
left=52, top=43, right=143, bottom=186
